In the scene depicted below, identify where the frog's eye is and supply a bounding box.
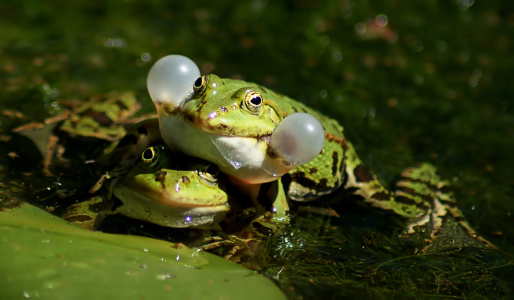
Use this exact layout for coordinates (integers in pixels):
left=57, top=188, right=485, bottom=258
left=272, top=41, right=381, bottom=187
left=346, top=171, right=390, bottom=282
left=193, top=75, right=207, bottom=94
left=242, top=90, right=263, bottom=114
left=141, top=147, right=159, bottom=168
left=198, top=163, right=218, bottom=187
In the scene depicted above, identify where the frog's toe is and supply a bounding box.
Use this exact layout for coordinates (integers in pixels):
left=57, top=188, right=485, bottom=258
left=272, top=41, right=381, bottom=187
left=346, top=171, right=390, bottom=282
left=418, top=215, right=497, bottom=254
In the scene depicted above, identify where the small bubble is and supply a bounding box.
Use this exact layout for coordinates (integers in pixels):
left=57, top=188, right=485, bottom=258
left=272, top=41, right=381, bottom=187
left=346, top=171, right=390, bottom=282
left=375, top=14, right=388, bottom=27
left=459, top=0, right=474, bottom=9
left=140, top=52, right=151, bottom=62
left=355, top=22, right=366, bottom=34
left=332, top=51, right=342, bottom=62
left=104, top=37, right=125, bottom=48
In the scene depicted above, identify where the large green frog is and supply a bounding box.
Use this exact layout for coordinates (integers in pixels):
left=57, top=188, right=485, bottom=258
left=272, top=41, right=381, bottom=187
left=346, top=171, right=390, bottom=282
left=155, top=74, right=344, bottom=201
left=148, top=56, right=495, bottom=251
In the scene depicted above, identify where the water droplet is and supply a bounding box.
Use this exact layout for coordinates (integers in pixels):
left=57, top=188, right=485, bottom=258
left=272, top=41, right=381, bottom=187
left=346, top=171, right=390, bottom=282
left=140, top=52, right=151, bottom=62
left=184, top=215, right=192, bottom=224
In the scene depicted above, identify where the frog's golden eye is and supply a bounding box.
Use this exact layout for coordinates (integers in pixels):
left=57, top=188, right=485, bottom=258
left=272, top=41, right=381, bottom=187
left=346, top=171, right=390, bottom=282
left=242, top=90, right=263, bottom=114
left=141, top=146, right=160, bottom=169
left=198, top=163, right=218, bottom=187
left=193, top=75, right=207, bottom=94
left=142, top=147, right=156, bottom=163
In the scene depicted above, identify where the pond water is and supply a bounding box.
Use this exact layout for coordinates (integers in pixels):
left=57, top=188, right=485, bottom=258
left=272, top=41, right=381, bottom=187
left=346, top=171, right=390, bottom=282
left=1, top=0, right=513, bottom=298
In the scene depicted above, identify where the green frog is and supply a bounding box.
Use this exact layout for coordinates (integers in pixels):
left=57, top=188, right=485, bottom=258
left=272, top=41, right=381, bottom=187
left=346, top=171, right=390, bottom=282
left=12, top=91, right=150, bottom=176
left=151, top=69, right=495, bottom=252
left=63, top=143, right=234, bottom=228
left=111, top=144, right=231, bottom=229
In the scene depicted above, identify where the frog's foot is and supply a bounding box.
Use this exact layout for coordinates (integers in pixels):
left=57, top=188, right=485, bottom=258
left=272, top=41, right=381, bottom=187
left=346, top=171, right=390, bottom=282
left=419, top=214, right=497, bottom=253
left=395, top=163, right=496, bottom=253
left=199, top=235, right=264, bottom=267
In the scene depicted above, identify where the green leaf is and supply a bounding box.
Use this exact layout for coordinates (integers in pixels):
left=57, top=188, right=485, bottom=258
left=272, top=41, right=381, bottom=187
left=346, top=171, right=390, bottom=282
left=0, top=204, right=285, bottom=299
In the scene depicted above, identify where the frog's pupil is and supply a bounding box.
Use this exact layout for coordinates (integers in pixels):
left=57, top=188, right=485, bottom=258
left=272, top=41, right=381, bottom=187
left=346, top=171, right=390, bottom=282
left=205, top=164, right=218, bottom=175
left=143, top=148, right=154, bottom=160
left=194, top=77, right=203, bottom=88
left=251, top=96, right=262, bottom=106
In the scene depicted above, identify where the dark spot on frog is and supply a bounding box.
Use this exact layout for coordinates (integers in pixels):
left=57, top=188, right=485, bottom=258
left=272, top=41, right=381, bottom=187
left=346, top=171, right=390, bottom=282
left=292, top=107, right=298, bottom=113
left=114, top=100, right=129, bottom=111
left=216, top=123, right=229, bottom=131
left=83, top=110, right=113, bottom=126
left=309, top=167, right=317, bottom=174
left=197, top=100, right=207, bottom=112
left=181, top=176, right=190, bottom=185
left=185, top=112, right=196, bottom=123
left=371, top=192, right=390, bottom=201
left=354, top=164, right=373, bottom=182
left=400, top=177, right=438, bottom=192
left=325, top=132, right=347, bottom=149
left=260, top=87, right=267, bottom=93
left=395, top=195, right=417, bottom=205
left=220, top=106, right=228, bottom=113
left=156, top=171, right=167, bottom=185
left=331, top=151, right=339, bottom=176
left=289, top=171, right=329, bottom=190
left=64, top=215, right=94, bottom=223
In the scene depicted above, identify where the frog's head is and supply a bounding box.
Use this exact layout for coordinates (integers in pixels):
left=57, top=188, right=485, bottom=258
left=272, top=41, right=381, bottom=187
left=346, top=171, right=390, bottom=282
left=181, top=74, right=283, bottom=138
left=113, top=145, right=230, bottom=229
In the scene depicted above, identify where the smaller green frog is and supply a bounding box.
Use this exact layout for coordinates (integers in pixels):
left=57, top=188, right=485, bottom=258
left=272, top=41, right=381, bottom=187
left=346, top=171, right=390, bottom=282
left=113, top=145, right=231, bottom=229
left=63, top=145, right=231, bottom=230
